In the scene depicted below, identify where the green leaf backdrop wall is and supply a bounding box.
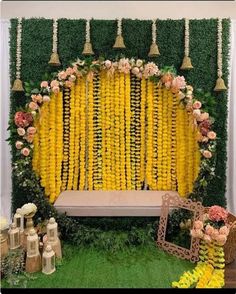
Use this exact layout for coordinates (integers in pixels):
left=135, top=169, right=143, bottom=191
left=9, top=18, right=230, bottom=211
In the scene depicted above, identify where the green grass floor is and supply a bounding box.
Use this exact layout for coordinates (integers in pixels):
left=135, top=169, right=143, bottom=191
left=2, top=243, right=194, bottom=288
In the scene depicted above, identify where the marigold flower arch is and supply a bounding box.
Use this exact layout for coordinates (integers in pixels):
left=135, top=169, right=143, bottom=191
left=14, top=58, right=217, bottom=203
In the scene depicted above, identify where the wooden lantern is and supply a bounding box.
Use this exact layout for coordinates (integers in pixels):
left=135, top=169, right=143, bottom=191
left=42, top=245, right=56, bottom=275
left=45, top=217, right=62, bottom=258
left=8, top=223, right=20, bottom=250
left=25, top=228, right=41, bottom=273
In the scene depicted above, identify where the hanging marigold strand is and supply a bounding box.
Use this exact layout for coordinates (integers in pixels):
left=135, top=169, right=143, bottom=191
left=101, top=71, right=107, bottom=190
left=79, top=77, right=86, bottom=190
left=146, top=80, right=154, bottom=189
left=55, top=90, right=64, bottom=196
left=125, top=73, right=132, bottom=190
left=171, top=92, right=177, bottom=190
left=110, top=74, right=116, bottom=190
left=161, top=88, right=168, bottom=190
left=120, top=72, right=126, bottom=190
left=140, top=78, right=146, bottom=186
left=156, top=86, right=163, bottom=190
left=87, top=78, right=94, bottom=190
left=49, top=92, right=57, bottom=203
left=61, top=88, right=70, bottom=191
left=166, top=89, right=173, bottom=190
left=130, top=74, right=136, bottom=189
left=152, top=83, right=158, bottom=190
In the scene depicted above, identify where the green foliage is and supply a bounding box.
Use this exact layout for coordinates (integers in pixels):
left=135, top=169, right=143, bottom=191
left=8, top=18, right=230, bottom=246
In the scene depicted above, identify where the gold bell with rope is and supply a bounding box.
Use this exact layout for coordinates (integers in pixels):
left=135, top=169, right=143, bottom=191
left=148, top=43, right=160, bottom=57
left=113, top=34, right=126, bottom=49
left=12, top=78, right=24, bottom=92
left=48, top=52, right=61, bottom=66
left=82, top=42, right=94, bottom=55
left=180, top=55, right=193, bottom=70
left=214, top=77, right=227, bottom=91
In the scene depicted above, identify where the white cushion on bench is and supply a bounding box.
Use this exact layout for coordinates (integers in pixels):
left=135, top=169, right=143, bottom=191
left=54, top=190, right=179, bottom=216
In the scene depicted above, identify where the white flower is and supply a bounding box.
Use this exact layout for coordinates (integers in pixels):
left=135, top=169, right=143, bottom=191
left=193, top=109, right=201, bottom=117
left=0, top=216, right=8, bottom=230
left=21, top=203, right=37, bottom=216
left=136, top=59, right=143, bottom=67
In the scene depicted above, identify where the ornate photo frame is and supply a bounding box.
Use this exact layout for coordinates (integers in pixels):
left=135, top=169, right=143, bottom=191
left=157, top=194, right=204, bottom=263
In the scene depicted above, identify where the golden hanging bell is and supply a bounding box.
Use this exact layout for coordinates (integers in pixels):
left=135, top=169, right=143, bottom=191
left=148, top=43, right=160, bottom=57
left=48, top=52, right=61, bottom=66
left=113, top=34, right=126, bottom=49
left=180, top=55, right=193, bottom=70
left=214, top=77, right=227, bottom=91
left=12, top=78, right=24, bottom=92
left=82, top=42, right=94, bottom=55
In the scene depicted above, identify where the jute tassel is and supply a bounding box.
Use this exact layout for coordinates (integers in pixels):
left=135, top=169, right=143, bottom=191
left=12, top=78, right=24, bottom=91
left=82, top=42, right=94, bottom=55
left=48, top=52, right=61, bottom=66
left=214, top=77, right=227, bottom=91
left=180, top=55, right=193, bottom=70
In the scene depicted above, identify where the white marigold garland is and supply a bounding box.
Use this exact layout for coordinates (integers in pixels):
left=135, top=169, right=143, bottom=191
left=16, top=17, right=22, bottom=80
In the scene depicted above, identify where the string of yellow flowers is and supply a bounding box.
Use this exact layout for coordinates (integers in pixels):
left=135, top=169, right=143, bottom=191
left=161, top=87, right=168, bottom=190
left=39, top=101, right=50, bottom=196
left=110, top=74, right=116, bottom=190
left=152, top=83, right=158, bottom=190
left=134, top=76, right=142, bottom=190
left=61, top=88, right=70, bottom=191
left=101, top=70, right=107, bottom=190
left=183, top=108, right=190, bottom=195
left=87, top=78, right=94, bottom=190
left=171, top=92, right=177, bottom=190
left=48, top=92, right=56, bottom=202
left=120, top=72, right=126, bottom=190
left=140, top=77, right=146, bottom=186
left=93, top=73, right=102, bottom=190
left=114, top=71, right=121, bottom=190
left=32, top=119, right=40, bottom=174
left=55, top=90, right=64, bottom=197
left=156, top=86, right=163, bottom=190
left=187, top=115, right=194, bottom=193
left=79, top=77, right=86, bottom=190
left=146, top=80, right=154, bottom=189
left=130, top=74, right=136, bottom=189
left=67, top=84, right=75, bottom=190
left=166, top=89, right=173, bottom=190
left=105, top=73, right=112, bottom=189
left=125, top=73, right=132, bottom=190
left=72, top=80, right=81, bottom=190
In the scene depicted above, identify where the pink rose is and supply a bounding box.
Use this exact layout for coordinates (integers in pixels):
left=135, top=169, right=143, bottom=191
left=202, top=136, right=209, bottom=143
left=21, top=147, right=30, bottom=156
left=14, top=112, right=33, bottom=128
left=172, top=76, right=186, bottom=90
left=87, top=71, right=94, bottom=82
left=43, top=95, right=50, bottom=102
left=202, top=150, right=212, bottom=158
left=58, top=71, right=67, bottom=80
left=211, top=228, right=220, bottom=240
left=199, top=112, right=209, bottom=122
left=66, top=67, right=75, bottom=76
left=208, top=205, right=228, bottom=222
left=69, top=75, right=76, bottom=82
left=15, top=141, right=23, bottom=149
left=193, top=101, right=202, bottom=109
left=203, top=234, right=212, bottom=243
left=132, top=67, right=140, bottom=75
left=219, top=226, right=229, bottom=236
left=25, top=134, right=34, bottom=143
left=207, top=131, right=216, bottom=140
left=27, top=127, right=36, bottom=135
left=143, top=62, right=160, bottom=79
left=17, top=128, right=25, bottom=136
left=50, top=80, right=59, bottom=88
left=40, top=81, right=48, bottom=88
left=31, top=94, right=38, bottom=103
left=215, top=234, right=227, bottom=246
left=193, top=109, right=201, bottom=118
left=65, top=80, right=72, bottom=88
left=36, top=94, right=43, bottom=103
left=52, top=86, right=59, bottom=93
left=104, top=60, right=112, bottom=69
left=205, top=224, right=214, bottom=236
left=29, top=102, right=38, bottom=111
left=194, top=220, right=203, bottom=230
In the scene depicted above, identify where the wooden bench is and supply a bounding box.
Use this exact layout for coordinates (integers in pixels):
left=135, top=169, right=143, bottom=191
left=54, top=190, right=179, bottom=216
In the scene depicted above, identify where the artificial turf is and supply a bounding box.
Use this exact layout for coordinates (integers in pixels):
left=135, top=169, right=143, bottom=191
left=1, top=242, right=194, bottom=288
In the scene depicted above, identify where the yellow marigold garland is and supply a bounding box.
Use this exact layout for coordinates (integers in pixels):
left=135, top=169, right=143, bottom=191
left=152, top=83, right=158, bottom=190
left=171, top=92, right=177, bottom=190
left=161, top=88, right=168, bottom=190
left=166, top=89, right=173, bottom=190
left=61, top=88, right=70, bottom=191
left=79, top=77, right=86, bottom=190
left=140, top=78, right=147, bottom=186
left=120, top=72, right=126, bottom=190
left=130, top=74, right=136, bottom=189
left=125, top=73, right=132, bottom=190
left=87, top=79, right=94, bottom=190
left=101, top=70, right=107, bottom=190
left=156, top=86, right=163, bottom=190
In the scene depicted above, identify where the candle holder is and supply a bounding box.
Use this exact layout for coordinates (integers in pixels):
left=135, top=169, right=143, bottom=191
left=23, top=211, right=36, bottom=249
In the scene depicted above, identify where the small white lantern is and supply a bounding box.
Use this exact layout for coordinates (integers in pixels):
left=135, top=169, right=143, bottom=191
left=27, top=228, right=39, bottom=257
left=8, top=223, right=20, bottom=250
left=42, top=245, right=56, bottom=275
left=46, top=217, right=62, bottom=258
left=13, top=209, right=22, bottom=229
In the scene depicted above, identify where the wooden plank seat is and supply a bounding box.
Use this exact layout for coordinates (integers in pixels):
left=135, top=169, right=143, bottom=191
left=54, top=190, right=179, bottom=216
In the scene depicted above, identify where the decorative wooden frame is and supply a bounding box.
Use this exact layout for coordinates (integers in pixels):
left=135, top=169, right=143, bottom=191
left=157, top=194, right=204, bottom=263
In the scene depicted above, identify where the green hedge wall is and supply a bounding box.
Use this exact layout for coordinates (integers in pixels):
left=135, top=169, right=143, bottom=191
left=9, top=18, right=230, bottom=211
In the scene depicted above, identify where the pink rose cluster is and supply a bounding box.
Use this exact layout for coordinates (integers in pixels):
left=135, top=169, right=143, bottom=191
left=191, top=206, right=230, bottom=246
left=14, top=111, right=33, bottom=128
left=15, top=126, right=37, bottom=155
left=143, top=62, right=160, bottom=79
